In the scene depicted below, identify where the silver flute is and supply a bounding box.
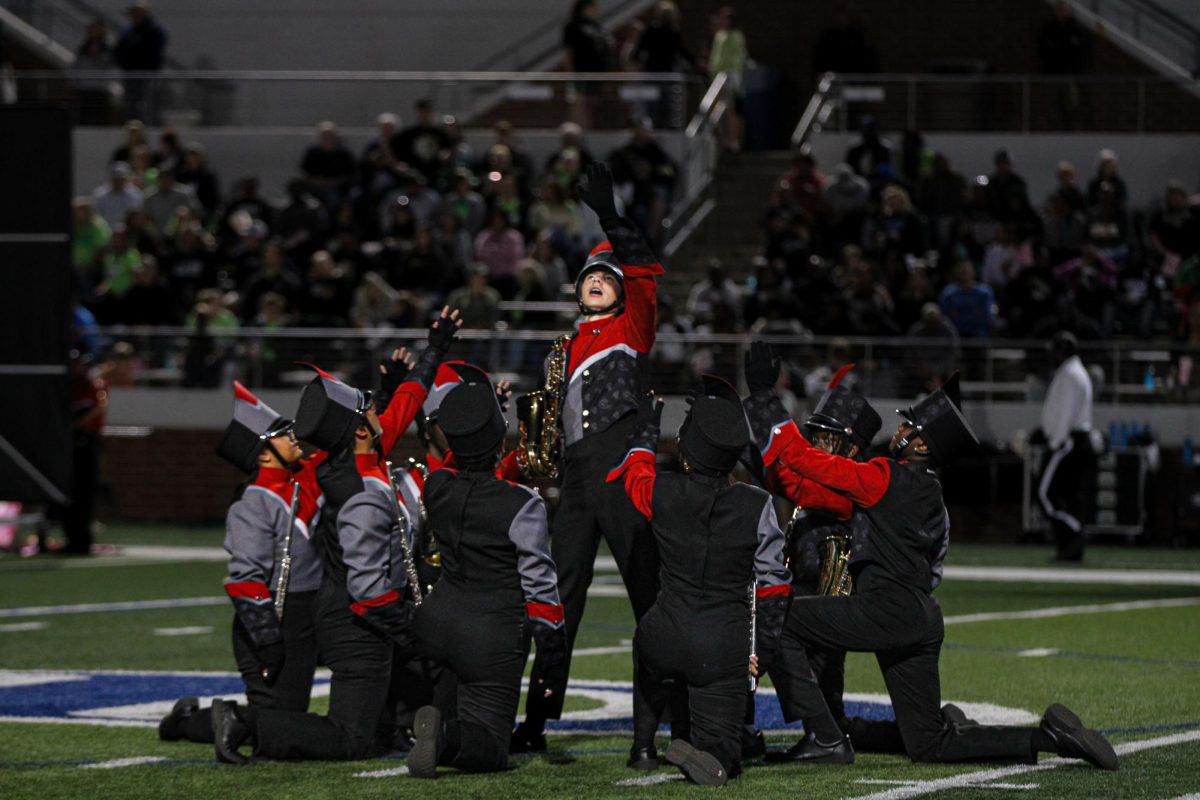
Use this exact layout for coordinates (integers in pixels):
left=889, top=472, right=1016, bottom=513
left=385, top=460, right=425, bottom=606
left=748, top=580, right=758, bottom=692
left=273, top=482, right=300, bottom=621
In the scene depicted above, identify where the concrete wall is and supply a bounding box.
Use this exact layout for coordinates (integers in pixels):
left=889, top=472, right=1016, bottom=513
left=808, top=131, right=1200, bottom=210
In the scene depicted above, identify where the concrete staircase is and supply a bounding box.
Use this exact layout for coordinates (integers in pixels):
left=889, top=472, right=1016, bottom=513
left=661, top=151, right=790, bottom=305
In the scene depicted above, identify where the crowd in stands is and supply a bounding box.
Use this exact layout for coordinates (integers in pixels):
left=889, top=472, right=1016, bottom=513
left=71, top=109, right=680, bottom=384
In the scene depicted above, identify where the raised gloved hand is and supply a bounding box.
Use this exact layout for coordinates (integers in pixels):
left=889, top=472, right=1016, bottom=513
left=427, top=305, right=462, bottom=356
left=495, top=379, right=513, bottom=414
left=576, top=163, right=619, bottom=225
left=376, top=347, right=415, bottom=411
left=744, top=340, right=781, bottom=394
left=316, top=448, right=363, bottom=508
left=256, top=640, right=285, bottom=686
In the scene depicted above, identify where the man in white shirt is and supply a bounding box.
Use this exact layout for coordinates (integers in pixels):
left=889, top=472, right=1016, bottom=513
left=1038, top=331, right=1096, bottom=562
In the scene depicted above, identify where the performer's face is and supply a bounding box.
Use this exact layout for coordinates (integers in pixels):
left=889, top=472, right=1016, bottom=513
left=580, top=271, right=620, bottom=311
left=811, top=429, right=857, bottom=458
left=264, top=429, right=302, bottom=466
left=890, top=422, right=925, bottom=458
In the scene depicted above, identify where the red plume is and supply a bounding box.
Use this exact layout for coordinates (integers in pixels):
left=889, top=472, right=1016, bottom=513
left=827, top=363, right=856, bottom=390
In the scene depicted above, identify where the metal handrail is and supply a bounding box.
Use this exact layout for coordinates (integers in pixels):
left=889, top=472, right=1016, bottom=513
left=1079, top=0, right=1200, bottom=75
left=16, top=67, right=699, bottom=83
left=661, top=71, right=728, bottom=257
left=791, top=71, right=836, bottom=147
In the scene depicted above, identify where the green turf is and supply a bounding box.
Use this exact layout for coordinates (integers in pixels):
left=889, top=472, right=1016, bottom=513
left=1, top=536, right=1198, bottom=798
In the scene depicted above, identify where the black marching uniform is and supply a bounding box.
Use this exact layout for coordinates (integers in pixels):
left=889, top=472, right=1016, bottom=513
left=161, top=383, right=321, bottom=744
left=408, top=381, right=565, bottom=776
left=518, top=165, right=665, bottom=742
left=607, top=378, right=791, bottom=785
left=745, top=363, right=1118, bottom=771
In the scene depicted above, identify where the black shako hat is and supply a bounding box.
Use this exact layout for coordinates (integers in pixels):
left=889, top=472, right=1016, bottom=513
left=678, top=374, right=751, bottom=476
left=215, top=381, right=292, bottom=472
left=805, top=363, right=882, bottom=450
left=897, top=372, right=978, bottom=465
left=423, top=361, right=492, bottom=421
left=437, top=381, right=507, bottom=460
left=293, top=363, right=372, bottom=453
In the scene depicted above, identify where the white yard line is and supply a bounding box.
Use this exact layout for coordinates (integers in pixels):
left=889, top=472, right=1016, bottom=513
left=855, top=780, right=1038, bottom=790
left=0, top=597, right=227, bottom=619
left=844, top=730, right=1200, bottom=800
left=353, top=766, right=410, bottom=778
left=152, top=626, right=213, bottom=636
left=80, top=756, right=170, bottom=769
left=943, top=566, right=1200, bottom=586
left=944, top=597, right=1200, bottom=626
left=615, top=773, right=685, bottom=786
left=0, top=621, right=47, bottom=633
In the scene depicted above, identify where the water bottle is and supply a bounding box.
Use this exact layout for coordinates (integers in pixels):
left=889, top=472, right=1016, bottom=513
left=1184, top=435, right=1194, bottom=467
left=1143, top=366, right=1156, bottom=391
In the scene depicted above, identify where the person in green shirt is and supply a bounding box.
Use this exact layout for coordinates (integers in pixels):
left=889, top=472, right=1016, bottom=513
left=707, top=6, right=747, bottom=152
left=72, top=197, right=112, bottom=291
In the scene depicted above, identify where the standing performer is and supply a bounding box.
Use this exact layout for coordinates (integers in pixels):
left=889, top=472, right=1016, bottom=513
left=743, top=342, right=1118, bottom=771
left=212, top=315, right=459, bottom=764
left=159, top=382, right=321, bottom=744
left=512, top=163, right=665, bottom=753
left=606, top=377, right=791, bottom=786
left=1038, top=331, right=1096, bottom=562
left=407, top=378, right=565, bottom=777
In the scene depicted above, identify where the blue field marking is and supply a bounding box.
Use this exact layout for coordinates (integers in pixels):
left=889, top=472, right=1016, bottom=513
left=943, top=641, right=1200, bottom=669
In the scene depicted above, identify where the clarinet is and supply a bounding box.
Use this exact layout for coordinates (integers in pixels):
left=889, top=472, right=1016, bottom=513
left=384, top=460, right=425, bottom=606
left=273, top=482, right=299, bottom=622
left=748, top=580, right=758, bottom=692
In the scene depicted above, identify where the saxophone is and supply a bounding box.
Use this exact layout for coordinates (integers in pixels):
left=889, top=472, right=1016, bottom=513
left=517, top=333, right=570, bottom=479
left=404, top=457, right=440, bottom=569
left=816, top=535, right=854, bottom=597
left=384, top=460, right=425, bottom=606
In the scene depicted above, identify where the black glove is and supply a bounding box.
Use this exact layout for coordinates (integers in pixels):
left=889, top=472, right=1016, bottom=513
left=744, top=340, right=781, bottom=394
left=496, top=383, right=513, bottom=414
left=316, top=449, right=363, bottom=508
left=256, top=640, right=285, bottom=686
left=377, top=353, right=412, bottom=411
left=427, top=312, right=459, bottom=357
left=357, top=597, right=417, bottom=649
left=577, top=163, right=619, bottom=225
left=754, top=594, right=789, bottom=674
left=529, top=622, right=568, bottom=701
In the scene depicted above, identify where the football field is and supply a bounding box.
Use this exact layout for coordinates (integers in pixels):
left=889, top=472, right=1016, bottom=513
left=1, top=526, right=1198, bottom=799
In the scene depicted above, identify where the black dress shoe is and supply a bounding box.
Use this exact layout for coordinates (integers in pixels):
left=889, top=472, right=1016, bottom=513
left=158, top=696, right=199, bottom=741
left=1041, top=703, right=1119, bottom=771
left=626, top=745, right=659, bottom=770
left=509, top=721, right=547, bottom=753
left=765, top=734, right=854, bottom=764
left=741, top=729, right=766, bottom=760
left=664, top=739, right=728, bottom=786
left=212, top=700, right=251, bottom=765
left=408, top=706, right=443, bottom=779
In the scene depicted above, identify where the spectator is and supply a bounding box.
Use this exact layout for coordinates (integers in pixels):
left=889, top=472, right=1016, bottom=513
left=529, top=229, right=571, bottom=289
left=939, top=260, right=996, bottom=339
left=893, top=258, right=939, bottom=332
left=93, top=161, right=143, bottom=230
left=707, top=6, right=747, bottom=152
left=914, top=153, right=967, bottom=250
left=443, top=168, right=487, bottom=237
left=1053, top=247, right=1118, bottom=333
left=685, top=259, right=742, bottom=327
left=276, top=179, right=329, bottom=264
left=474, top=208, right=525, bottom=298
left=608, top=118, right=677, bottom=236
left=382, top=171, right=442, bottom=229
left=113, top=1, right=167, bottom=122
left=528, top=176, right=583, bottom=251
left=72, top=197, right=111, bottom=291
left=823, top=162, right=871, bottom=247
left=142, top=161, right=200, bottom=237
left=1086, top=148, right=1128, bottom=212
left=1085, top=181, right=1129, bottom=264
left=487, top=174, right=527, bottom=233
left=161, top=222, right=218, bottom=316
left=296, top=251, right=353, bottom=327
left=842, top=257, right=899, bottom=336
left=401, top=224, right=457, bottom=300
left=126, top=144, right=158, bottom=193
left=91, top=225, right=141, bottom=321
left=155, top=127, right=184, bottom=167
left=121, top=254, right=175, bottom=325
left=110, top=119, right=146, bottom=164
left=981, top=222, right=1034, bottom=289
left=986, top=149, right=1036, bottom=231
left=544, top=122, right=596, bottom=180
left=1037, top=1, right=1091, bottom=128
left=1047, top=160, right=1087, bottom=214
left=359, top=112, right=403, bottom=204
left=350, top=271, right=400, bottom=329
left=445, top=263, right=502, bottom=341
left=73, top=18, right=119, bottom=125
left=239, top=239, right=299, bottom=323
left=862, top=184, right=926, bottom=267
left=1149, top=180, right=1200, bottom=275
left=771, top=151, right=825, bottom=218
left=488, top=121, right=536, bottom=199
left=177, top=142, right=220, bottom=219
left=904, top=302, right=961, bottom=395
left=183, top=288, right=238, bottom=388
left=630, top=1, right=699, bottom=128
left=439, top=115, right=475, bottom=181
left=391, top=99, right=452, bottom=186
left=561, top=0, right=610, bottom=127
left=434, top=209, right=474, bottom=274
left=216, top=176, right=274, bottom=250
left=844, top=116, right=894, bottom=178
left=300, top=121, right=356, bottom=209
